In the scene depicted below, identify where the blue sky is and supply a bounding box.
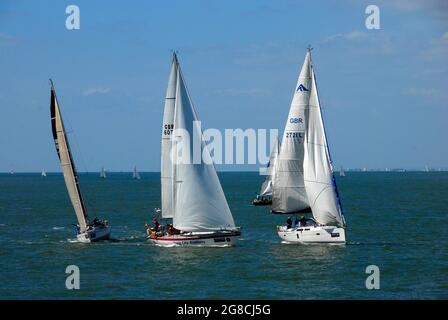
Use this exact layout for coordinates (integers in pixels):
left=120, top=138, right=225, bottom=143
left=0, top=0, right=447, bottom=172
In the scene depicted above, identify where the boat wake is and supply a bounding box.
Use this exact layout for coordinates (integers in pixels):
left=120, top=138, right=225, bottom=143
left=151, top=242, right=234, bottom=248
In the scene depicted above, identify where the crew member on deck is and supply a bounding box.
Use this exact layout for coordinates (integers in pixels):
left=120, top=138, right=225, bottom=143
left=286, top=217, right=292, bottom=229
left=153, top=218, right=160, bottom=232
left=294, top=217, right=299, bottom=227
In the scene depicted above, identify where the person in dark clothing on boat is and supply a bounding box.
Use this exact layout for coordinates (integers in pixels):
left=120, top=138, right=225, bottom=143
left=299, top=216, right=307, bottom=227
left=286, top=217, right=292, bottom=229
left=294, top=217, right=299, bottom=227
left=153, top=218, right=160, bottom=232
left=90, top=217, right=103, bottom=227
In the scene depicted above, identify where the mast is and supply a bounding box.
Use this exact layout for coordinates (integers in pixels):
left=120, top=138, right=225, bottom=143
left=160, top=52, right=178, bottom=219
left=50, top=79, right=89, bottom=232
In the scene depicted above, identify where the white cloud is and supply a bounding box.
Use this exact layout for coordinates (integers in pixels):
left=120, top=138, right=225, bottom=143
left=82, top=87, right=111, bottom=96
left=321, top=30, right=395, bottom=55
left=323, top=31, right=367, bottom=43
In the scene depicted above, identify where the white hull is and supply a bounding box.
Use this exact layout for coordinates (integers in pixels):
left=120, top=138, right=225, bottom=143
left=147, top=230, right=240, bottom=247
left=277, top=225, right=345, bottom=244
left=76, top=225, right=111, bottom=243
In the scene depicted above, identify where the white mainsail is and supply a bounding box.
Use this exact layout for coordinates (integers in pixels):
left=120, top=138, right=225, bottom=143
left=272, top=52, right=311, bottom=213
left=303, top=51, right=345, bottom=227
left=50, top=80, right=89, bottom=233
left=171, top=63, right=236, bottom=232
left=259, top=137, right=280, bottom=196
left=160, top=53, right=178, bottom=219
left=340, top=166, right=345, bottom=177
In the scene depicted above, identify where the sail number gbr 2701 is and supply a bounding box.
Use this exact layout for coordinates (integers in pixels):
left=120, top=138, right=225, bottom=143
left=285, top=131, right=304, bottom=139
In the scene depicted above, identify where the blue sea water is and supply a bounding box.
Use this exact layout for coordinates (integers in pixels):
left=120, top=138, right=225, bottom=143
left=0, top=172, right=447, bottom=299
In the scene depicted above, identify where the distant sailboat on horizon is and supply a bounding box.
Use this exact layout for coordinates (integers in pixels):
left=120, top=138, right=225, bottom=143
left=100, top=167, right=107, bottom=179
left=49, top=79, right=110, bottom=243
left=132, top=166, right=141, bottom=180
left=41, top=169, right=47, bottom=177
left=340, top=166, right=345, bottom=177
left=273, top=48, right=346, bottom=244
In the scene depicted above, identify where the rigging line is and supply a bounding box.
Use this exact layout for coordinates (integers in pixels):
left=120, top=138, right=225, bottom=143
left=64, top=119, right=97, bottom=215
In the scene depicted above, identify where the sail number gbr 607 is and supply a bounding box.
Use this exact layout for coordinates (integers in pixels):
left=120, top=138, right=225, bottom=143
left=163, top=123, right=174, bottom=135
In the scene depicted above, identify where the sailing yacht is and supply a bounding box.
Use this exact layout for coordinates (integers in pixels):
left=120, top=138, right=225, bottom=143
left=100, top=167, right=107, bottom=179
left=340, top=166, right=345, bottom=177
left=132, top=166, right=141, bottom=180
left=253, top=137, right=280, bottom=206
left=146, top=53, right=240, bottom=247
left=274, top=48, right=346, bottom=243
left=41, top=169, right=47, bottom=177
left=50, top=79, right=111, bottom=243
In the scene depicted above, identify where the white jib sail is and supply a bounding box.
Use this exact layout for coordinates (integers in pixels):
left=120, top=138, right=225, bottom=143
left=171, top=65, right=236, bottom=232
left=160, top=53, right=178, bottom=219
left=272, top=52, right=311, bottom=213
left=259, top=137, right=280, bottom=196
left=50, top=83, right=89, bottom=232
left=303, top=53, right=345, bottom=227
